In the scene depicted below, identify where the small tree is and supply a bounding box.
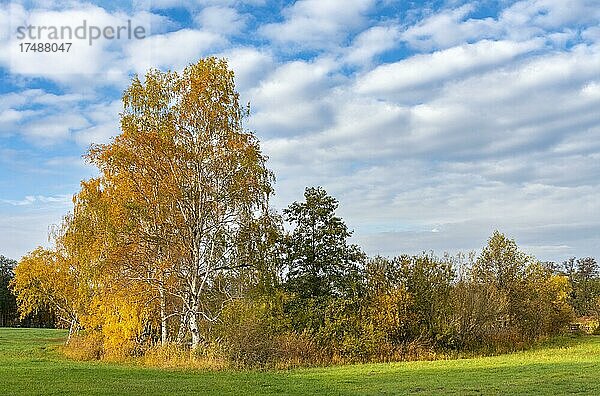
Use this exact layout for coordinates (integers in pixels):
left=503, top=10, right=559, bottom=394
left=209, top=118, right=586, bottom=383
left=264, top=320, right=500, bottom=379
left=563, top=257, right=600, bottom=316
left=472, top=231, right=572, bottom=339
left=396, top=254, right=455, bottom=344
left=11, top=248, right=80, bottom=337
left=472, top=231, right=531, bottom=289
left=0, top=255, right=18, bottom=327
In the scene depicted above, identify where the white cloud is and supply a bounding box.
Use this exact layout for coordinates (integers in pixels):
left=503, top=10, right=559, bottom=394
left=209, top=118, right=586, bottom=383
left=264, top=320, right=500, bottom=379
left=0, top=5, right=134, bottom=80
left=356, top=39, right=542, bottom=97
left=260, top=0, right=375, bottom=50
left=73, top=100, right=122, bottom=146
left=0, top=3, right=178, bottom=87
left=247, top=58, right=338, bottom=136
left=124, top=28, right=225, bottom=74
left=0, top=108, right=34, bottom=124
left=217, top=47, right=274, bottom=93
left=142, top=0, right=266, bottom=9
left=402, top=0, right=600, bottom=52
left=500, top=0, right=600, bottom=32
left=582, top=26, right=600, bottom=43
left=194, top=6, right=247, bottom=36
left=0, top=89, right=124, bottom=146
left=402, top=4, right=501, bottom=51
left=344, top=24, right=401, bottom=66
left=22, top=113, right=89, bottom=142
left=1, top=194, right=71, bottom=206
left=0, top=89, right=86, bottom=111
left=0, top=203, right=70, bottom=259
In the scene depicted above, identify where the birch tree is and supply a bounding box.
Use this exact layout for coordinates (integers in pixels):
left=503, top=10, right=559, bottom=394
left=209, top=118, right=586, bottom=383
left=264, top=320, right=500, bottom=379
left=90, top=57, right=274, bottom=348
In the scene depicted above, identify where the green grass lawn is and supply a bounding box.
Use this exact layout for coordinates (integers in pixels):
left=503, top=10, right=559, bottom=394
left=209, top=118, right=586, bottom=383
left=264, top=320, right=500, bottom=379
left=1, top=328, right=599, bottom=395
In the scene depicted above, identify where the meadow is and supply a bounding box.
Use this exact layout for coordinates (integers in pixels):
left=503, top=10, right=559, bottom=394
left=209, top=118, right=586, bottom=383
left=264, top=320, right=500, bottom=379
left=1, top=328, right=599, bottom=395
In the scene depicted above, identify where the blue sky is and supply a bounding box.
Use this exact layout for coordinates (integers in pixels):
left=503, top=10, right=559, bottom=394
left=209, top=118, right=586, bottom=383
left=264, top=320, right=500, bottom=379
left=1, top=0, right=599, bottom=261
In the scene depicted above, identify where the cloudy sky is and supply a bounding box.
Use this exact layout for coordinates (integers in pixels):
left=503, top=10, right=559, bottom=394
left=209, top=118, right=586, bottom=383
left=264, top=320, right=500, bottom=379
left=0, top=0, right=599, bottom=262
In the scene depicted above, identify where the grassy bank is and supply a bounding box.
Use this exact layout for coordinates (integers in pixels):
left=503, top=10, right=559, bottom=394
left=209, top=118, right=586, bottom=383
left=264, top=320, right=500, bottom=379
left=1, top=328, right=599, bottom=395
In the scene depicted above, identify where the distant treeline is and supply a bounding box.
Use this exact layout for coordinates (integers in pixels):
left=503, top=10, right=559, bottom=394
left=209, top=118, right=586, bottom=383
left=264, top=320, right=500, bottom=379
left=4, top=58, right=600, bottom=368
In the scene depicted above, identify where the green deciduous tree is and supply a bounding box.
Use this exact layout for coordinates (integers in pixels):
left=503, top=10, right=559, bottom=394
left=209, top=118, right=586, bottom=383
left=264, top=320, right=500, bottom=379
left=563, top=256, right=600, bottom=316
left=0, top=255, right=18, bottom=327
left=472, top=231, right=573, bottom=340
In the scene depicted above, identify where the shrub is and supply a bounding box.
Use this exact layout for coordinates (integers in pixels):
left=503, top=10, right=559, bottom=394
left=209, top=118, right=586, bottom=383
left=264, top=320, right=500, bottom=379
left=215, top=299, right=278, bottom=368
left=272, top=331, right=324, bottom=368
left=62, top=332, right=103, bottom=361
left=448, top=281, right=508, bottom=350
left=143, top=342, right=227, bottom=369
